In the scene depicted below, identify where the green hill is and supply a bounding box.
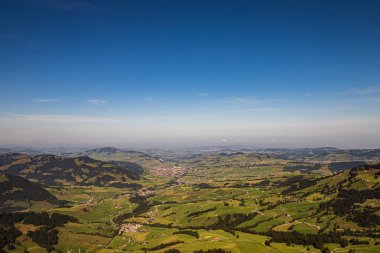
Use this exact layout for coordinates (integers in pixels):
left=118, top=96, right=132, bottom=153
left=0, top=153, right=139, bottom=187
left=0, top=173, right=61, bottom=212
left=82, top=147, right=171, bottom=176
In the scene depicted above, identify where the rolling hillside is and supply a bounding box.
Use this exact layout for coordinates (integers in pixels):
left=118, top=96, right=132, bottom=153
left=82, top=147, right=165, bottom=170
left=0, top=173, right=61, bottom=212
left=0, top=150, right=379, bottom=252
left=0, top=153, right=139, bottom=187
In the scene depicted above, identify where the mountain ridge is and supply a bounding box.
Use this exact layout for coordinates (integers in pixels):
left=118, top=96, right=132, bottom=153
left=0, top=153, right=140, bottom=187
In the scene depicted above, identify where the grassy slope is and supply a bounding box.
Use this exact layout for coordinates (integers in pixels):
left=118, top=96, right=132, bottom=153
left=2, top=152, right=380, bottom=252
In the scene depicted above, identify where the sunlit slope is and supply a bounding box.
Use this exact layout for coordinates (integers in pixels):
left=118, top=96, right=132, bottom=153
left=83, top=147, right=165, bottom=169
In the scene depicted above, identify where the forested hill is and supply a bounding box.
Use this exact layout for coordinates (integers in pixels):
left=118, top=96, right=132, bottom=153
left=0, top=173, right=61, bottom=212
left=0, top=153, right=140, bottom=187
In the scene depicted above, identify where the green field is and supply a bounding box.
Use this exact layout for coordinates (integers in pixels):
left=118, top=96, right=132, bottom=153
left=1, top=149, right=380, bottom=253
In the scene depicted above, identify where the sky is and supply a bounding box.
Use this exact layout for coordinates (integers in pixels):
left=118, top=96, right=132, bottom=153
left=0, top=0, right=380, bottom=148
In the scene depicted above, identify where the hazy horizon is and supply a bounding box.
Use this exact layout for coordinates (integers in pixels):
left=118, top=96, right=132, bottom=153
left=1, top=141, right=379, bottom=151
left=1, top=1, right=380, bottom=148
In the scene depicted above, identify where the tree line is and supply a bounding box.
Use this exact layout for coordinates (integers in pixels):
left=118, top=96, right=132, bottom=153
left=0, top=211, right=77, bottom=251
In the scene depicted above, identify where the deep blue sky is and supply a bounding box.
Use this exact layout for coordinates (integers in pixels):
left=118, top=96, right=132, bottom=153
left=1, top=0, right=380, bottom=148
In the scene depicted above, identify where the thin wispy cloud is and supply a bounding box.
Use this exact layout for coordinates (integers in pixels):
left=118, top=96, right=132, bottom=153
left=231, top=97, right=283, bottom=104
left=301, top=92, right=319, bottom=97
left=198, top=93, right=209, bottom=97
left=209, top=97, right=284, bottom=107
left=145, top=97, right=153, bottom=102
left=32, top=98, right=59, bottom=103
left=2, top=113, right=189, bottom=124
left=4, top=113, right=116, bottom=123
left=326, top=97, right=380, bottom=104
left=88, top=99, right=106, bottom=105
left=347, top=85, right=380, bottom=95
left=196, top=96, right=286, bottom=113
left=223, top=107, right=322, bottom=113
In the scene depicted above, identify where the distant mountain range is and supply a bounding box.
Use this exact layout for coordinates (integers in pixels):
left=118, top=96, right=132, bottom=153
left=1, top=145, right=380, bottom=162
